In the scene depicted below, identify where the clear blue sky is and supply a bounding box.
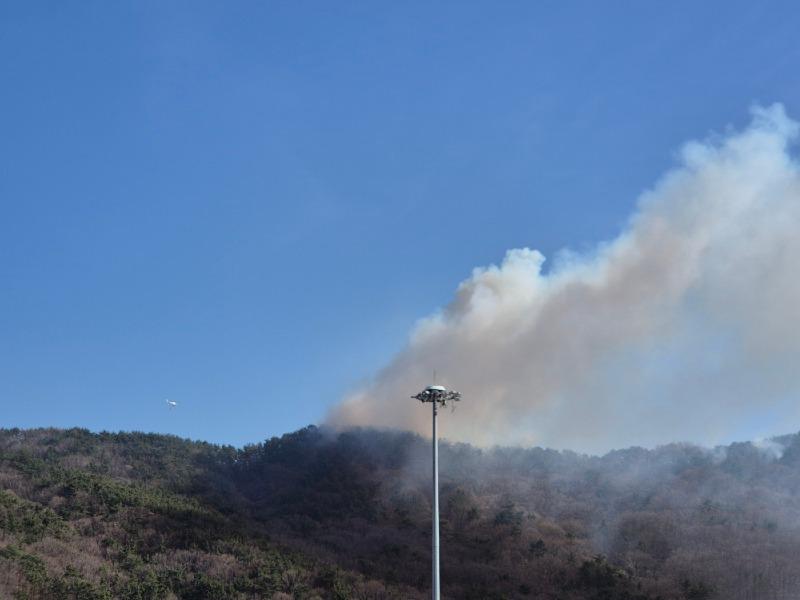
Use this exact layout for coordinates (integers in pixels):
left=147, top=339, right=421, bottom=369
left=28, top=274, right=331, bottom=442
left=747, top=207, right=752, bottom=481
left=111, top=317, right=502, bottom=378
left=2, top=2, right=799, bottom=446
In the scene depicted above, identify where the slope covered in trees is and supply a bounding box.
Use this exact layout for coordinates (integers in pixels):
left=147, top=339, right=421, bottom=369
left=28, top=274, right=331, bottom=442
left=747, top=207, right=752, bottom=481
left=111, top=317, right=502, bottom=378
left=1, top=425, right=800, bottom=599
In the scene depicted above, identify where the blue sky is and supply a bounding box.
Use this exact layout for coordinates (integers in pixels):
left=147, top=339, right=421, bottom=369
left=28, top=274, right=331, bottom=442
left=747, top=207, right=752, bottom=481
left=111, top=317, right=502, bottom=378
left=2, top=2, right=800, bottom=447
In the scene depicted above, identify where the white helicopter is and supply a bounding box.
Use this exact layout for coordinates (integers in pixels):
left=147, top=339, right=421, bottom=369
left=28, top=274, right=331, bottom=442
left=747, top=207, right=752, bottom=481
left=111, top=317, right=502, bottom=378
left=165, top=399, right=178, bottom=409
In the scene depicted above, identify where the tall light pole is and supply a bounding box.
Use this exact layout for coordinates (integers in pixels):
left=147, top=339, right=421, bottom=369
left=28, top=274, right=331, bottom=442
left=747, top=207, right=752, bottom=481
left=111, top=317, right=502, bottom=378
left=412, top=384, right=461, bottom=600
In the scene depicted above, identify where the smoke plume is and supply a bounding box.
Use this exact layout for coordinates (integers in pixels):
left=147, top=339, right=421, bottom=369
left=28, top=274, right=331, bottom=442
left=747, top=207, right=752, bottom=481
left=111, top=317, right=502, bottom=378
left=328, top=105, right=800, bottom=453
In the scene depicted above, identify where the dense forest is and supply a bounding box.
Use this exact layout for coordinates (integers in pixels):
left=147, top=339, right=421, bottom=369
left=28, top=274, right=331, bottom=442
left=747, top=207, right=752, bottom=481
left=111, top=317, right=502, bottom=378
left=2, top=425, right=800, bottom=599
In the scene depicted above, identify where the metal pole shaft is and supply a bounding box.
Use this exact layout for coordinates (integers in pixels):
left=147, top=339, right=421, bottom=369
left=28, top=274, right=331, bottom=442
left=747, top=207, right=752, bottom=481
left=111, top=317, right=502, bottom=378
left=432, top=401, right=440, bottom=600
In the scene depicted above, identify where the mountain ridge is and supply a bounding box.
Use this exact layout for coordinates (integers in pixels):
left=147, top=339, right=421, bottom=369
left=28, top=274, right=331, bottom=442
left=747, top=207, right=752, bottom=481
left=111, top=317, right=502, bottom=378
left=2, top=425, right=800, bottom=599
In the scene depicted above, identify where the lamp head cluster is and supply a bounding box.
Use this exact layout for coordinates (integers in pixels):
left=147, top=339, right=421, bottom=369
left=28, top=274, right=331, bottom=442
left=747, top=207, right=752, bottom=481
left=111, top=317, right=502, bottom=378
left=412, top=385, right=461, bottom=407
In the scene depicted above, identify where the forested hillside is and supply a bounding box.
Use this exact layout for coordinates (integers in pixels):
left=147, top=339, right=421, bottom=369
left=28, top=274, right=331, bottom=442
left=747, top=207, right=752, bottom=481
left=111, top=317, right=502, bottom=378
left=2, top=425, right=800, bottom=599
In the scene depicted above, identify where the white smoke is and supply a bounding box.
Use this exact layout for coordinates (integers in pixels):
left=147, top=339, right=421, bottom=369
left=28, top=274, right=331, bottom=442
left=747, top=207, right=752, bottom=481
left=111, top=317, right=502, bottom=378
left=328, top=105, right=800, bottom=453
left=752, top=438, right=787, bottom=461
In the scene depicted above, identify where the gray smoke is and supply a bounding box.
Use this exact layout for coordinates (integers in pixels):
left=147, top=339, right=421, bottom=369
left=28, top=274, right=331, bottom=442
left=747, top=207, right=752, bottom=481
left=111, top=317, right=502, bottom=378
left=328, top=105, right=800, bottom=453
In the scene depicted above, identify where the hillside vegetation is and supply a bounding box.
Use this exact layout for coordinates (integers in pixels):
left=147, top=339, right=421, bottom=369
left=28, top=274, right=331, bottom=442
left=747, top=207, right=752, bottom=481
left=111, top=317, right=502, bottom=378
left=1, top=426, right=800, bottom=599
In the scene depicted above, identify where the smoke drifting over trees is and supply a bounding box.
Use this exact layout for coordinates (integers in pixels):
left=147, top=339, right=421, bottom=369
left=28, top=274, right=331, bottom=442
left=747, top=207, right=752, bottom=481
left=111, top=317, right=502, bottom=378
left=329, top=105, right=800, bottom=453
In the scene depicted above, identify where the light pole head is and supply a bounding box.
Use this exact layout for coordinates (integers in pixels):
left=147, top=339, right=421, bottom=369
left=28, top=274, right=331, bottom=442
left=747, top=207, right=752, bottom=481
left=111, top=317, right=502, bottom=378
left=412, top=385, right=461, bottom=407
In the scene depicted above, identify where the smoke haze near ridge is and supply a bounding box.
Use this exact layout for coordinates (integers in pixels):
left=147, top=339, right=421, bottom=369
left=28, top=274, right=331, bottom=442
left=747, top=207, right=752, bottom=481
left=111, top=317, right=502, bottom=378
left=327, top=105, right=800, bottom=454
